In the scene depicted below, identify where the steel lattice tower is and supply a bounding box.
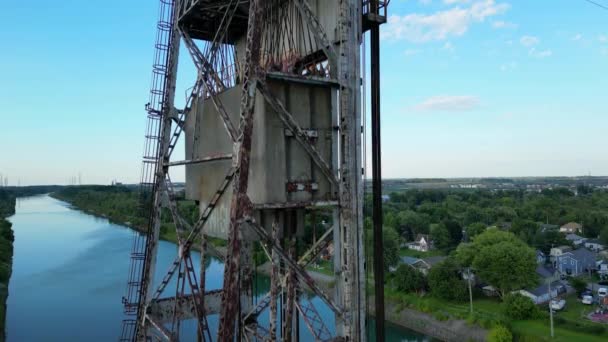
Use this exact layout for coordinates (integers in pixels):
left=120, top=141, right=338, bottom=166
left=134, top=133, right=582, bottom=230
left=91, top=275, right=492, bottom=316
left=120, top=1, right=387, bottom=341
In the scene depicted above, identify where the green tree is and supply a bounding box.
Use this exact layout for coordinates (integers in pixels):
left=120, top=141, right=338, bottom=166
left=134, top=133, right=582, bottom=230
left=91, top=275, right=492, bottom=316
left=502, top=293, right=539, bottom=320
left=383, top=226, right=401, bottom=271
left=600, top=227, right=608, bottom=246
left=394, top=265, right=427, bottom=294
left=488, top=325, right=513, bottom=342
left=570, top=277, right=588, bottom=295
left=427, top=258, right=468, bottom=301
left=465, top=222, right=486, bottom=240
left=456, top=230, right=536, bottom=299
left=430, top=223, right=451, bottom=250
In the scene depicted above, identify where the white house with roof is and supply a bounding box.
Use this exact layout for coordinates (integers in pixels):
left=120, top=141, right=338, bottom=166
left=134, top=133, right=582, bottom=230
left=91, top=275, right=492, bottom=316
left=406, top=234, right=432, bottom=252
left=584, top=239, right=605, bottom=252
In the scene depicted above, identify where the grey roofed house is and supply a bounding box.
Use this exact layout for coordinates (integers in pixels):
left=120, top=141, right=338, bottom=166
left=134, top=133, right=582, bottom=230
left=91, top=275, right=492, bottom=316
left=519, top=280, right=566, bottom=304
left=565, top=233, right=587, bottom=245
left=400, top=256, right=421, bottom=266
left=536, top=264, right=555, bottom=279
left=556, top=248, right=597, bottom=276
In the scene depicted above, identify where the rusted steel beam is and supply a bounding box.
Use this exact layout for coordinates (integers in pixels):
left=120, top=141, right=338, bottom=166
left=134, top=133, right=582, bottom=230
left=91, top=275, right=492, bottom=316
left=181, top=31, right=239, bottom=142
left=266, top=72, right=340, bottom=87
left=293, top=0, right=338, bottom=68
left=148, top=289, right=223, bottom=324
left=218, top=0, right=264, bottom=339
left=297, top=226, right=333, bottom=267
left=164, top=153, right=233, bottom=167
left=295, top=300, right=333, bottom=341
left=269, top=214, right=279, bottom=341
left=257, top=83, right=339, bottom=188
left=244, top=217, right=344, bottom=318
left=146, top=313, right=175, bottom=341
left=253, top=200, right=338, bottom=210
left=151, top=167, right=234, bottom=300
left=284, top=226, right=296, bottom=342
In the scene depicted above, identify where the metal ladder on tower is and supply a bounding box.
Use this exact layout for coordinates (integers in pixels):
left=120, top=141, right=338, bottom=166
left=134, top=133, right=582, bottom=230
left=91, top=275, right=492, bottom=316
left=119, top=0, right=177, bottom=340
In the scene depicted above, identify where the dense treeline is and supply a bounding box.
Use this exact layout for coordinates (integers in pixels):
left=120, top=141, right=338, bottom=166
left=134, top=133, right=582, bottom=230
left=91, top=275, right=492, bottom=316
left=0, top=190, right=16, bottom=340
left=369, top=186, right=608, bottom=254
left=51, top=185, right=200, bottom=243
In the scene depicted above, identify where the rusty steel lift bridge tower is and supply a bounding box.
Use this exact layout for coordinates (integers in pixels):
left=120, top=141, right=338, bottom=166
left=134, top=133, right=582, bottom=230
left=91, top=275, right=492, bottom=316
left=120, top=0, right=387, bottom=341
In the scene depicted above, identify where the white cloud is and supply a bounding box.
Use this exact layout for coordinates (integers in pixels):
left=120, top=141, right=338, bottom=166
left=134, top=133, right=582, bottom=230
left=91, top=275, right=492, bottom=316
left=520, top=35, right=539, bottom=47
left=529, top=48, right=552, bottom=58
left=382, top=0, right=510, bottom=43
left=572, top=33, right=583, bottom=41
left=415, top=95, right=480, bottom=111
left=599, top=35, right=608, bottom=43
left=492, top=20, right=517, bottom=29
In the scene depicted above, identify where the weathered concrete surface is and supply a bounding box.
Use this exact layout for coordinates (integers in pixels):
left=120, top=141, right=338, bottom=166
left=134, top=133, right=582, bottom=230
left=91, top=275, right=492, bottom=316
left=185, top=80, right=335, bottom=239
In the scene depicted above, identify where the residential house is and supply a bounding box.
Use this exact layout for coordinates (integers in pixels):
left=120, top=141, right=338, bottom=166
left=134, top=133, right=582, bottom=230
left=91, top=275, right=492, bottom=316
left=519, top=281, right=566, bottom=304
left=556, top=249, right=597, bottom=276
left=550, top=245, right=572, bottom=263
left=536, top=250, right=547, bottom=264
left=565, top=233, right=587, bottom=247
left=584, top=239, right=605, bottom=252
left=560, top=222, right=583, bottom=234
left=393, top=255, right=447, bottom=275
left=536, top=264, right=557, bottom=281
left=406, top=234, right=432, bottom=252
left=596, top=260, right=608, bottom=278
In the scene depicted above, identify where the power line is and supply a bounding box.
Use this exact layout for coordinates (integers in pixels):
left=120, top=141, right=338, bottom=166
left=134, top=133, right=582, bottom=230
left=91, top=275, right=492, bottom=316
left=582, top=0, right=608, bottom=11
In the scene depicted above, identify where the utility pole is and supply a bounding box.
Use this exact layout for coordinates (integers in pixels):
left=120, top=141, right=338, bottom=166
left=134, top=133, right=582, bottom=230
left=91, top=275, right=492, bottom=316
left=548, top=277, right=554, bottom=338
left=468, top=267, right=473, bottom=314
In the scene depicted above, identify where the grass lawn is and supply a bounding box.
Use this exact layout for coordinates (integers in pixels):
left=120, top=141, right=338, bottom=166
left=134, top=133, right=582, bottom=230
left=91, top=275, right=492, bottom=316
left=306, top=259, right=334, bottom=276
left=557, top=293, right=595, bottom=322
left=512, top=320, right=608, bottom=342
left=399, top=248, right=446, bottom=258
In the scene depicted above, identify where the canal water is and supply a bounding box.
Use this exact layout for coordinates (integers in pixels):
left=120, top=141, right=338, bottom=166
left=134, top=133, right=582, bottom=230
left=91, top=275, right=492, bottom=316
left=6, top=195, right=432, bottom=341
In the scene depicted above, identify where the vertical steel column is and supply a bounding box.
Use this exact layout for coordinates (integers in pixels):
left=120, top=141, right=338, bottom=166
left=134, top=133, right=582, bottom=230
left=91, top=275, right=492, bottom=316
left=137, top=1, right=181, bottom=339
left=218, top=0, right=264, bottom=339
left=336, top=0, right=365, bottom=340
left=269, top=213, right=280, bottom=341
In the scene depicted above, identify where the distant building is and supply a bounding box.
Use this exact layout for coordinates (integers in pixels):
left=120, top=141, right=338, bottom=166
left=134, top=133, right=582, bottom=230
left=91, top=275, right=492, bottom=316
left=396, top=256, right=447, bottom=275
left=550, top=245, right=573, bottom=263
left=381, top=195, right=390, bottom=203
left=556, top=249, right=597, bottom=276
left=536, top=250, right=547, bottom=264
left=565, top=233, right=587, bottom=247
left=560, top=222, right=583, bottom=234
left=584, top=239, right=605, bottom=252
left=518, top=281, right=566, bottom=304
left=405, top=234, right=433, bottom=252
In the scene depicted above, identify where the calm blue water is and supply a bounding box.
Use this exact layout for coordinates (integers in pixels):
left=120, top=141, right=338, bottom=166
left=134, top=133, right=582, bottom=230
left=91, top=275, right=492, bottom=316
left=6, top=195, right=432, bottom=341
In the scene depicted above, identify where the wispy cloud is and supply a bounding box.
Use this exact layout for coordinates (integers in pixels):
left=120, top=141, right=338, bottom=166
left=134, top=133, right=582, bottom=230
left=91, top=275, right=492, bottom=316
left=443, top=41, right=455, bottom=52
left=415, top=95, right=480, bottom=111
left=529, top=48, right=552, bottom=58
left=572, top=33, right=583, bottom=41
left=520, top=35, right=539, bottom=47
left=492, top=20, right=517, bottom=29
left=382, top=0, right=509, bottom=42
left=599, top=35, right=608, bottom=43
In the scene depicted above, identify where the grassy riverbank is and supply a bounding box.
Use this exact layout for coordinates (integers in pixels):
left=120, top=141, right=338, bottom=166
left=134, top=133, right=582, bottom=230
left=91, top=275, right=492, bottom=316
left=0, top=190, right=16, bottom=341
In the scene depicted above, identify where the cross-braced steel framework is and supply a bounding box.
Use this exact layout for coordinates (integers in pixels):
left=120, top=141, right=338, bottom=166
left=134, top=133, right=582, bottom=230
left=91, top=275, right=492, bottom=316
left=120, top=0, right=387, bottom=341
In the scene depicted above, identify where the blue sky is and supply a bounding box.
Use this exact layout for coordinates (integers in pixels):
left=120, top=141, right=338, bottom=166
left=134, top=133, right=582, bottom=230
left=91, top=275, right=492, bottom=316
left=0, top=0, right=607, bottom=185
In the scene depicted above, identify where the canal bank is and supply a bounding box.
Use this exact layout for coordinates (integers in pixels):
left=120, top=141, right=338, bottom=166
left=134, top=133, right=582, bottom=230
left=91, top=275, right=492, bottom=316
left=7, top=194, right=433, bottom=341
left=0, top=190, right=16, bottom=342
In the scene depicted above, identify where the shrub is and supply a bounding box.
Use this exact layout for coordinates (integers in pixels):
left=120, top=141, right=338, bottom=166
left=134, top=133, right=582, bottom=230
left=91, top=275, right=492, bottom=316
left=502, top=293, right=539, bottom=320
left=488, top=324, right=512, bottom=342
left=394, top=264, right=427, bottom=293
left=427, top=258, right=469, bottom=301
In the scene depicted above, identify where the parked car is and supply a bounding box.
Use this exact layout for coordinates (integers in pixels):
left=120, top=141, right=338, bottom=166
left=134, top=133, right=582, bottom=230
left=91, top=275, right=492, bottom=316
left=550, top=299, right=566, bottom=311
left=582, top=295, right=594, bottom=305
left=598, top=287, right=608, bottom=298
